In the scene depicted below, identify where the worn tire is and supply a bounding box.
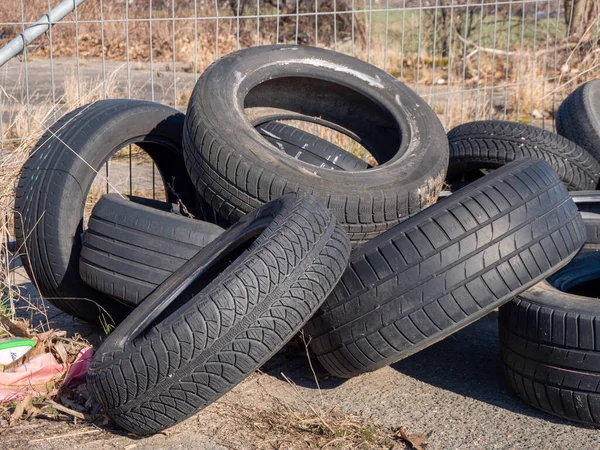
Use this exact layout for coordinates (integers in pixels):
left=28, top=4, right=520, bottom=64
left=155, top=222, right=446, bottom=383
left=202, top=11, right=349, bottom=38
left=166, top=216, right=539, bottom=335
left=582, top=212, right=600, bottom=251
left=257, top=121, right=369, bottom=171
left=447, top=120, right=600, bottom=191
left=183, top=45, right=448, bottom=245
left=499, top=252, right=600, bottom=426
left=14, top=100, right=200, bottom=324
left=306, top=158, right=586, bottom=378
left=556, top=80, right=600, bottom=165
left=87, top=192, right=351, bottom=435
left=80, top=194, right=224, bottom=307
left=570, top=191, right=600, bottom=251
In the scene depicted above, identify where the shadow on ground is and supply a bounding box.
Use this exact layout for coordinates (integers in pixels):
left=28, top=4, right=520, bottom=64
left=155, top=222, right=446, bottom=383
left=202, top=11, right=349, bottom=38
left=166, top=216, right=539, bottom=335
left=266, top=311, right=589, bottom=428
left=391, top=311, right=588, bottom=427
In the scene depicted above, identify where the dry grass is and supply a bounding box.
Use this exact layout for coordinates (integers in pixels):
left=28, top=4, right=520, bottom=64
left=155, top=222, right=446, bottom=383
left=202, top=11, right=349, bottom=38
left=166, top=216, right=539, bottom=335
left=434, top=90, right=492, bottom=130
left=201, top=398, right=400, bottom=449
left=1, top=69, right=124, bottom=147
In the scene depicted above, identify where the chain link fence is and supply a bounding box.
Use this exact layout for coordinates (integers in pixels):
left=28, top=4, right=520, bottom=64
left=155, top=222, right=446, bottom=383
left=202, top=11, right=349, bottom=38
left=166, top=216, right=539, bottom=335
left=0, top=0, right=598, bottom=194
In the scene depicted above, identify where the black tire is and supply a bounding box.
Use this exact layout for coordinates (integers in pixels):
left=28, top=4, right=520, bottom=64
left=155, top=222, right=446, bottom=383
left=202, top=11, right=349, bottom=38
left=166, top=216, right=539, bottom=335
left=306, top=158, right=586, bottom=378
left=581, top=212, right=600, bottom=252
left=257, top=121, right=369, bottom=171
left=79, top=194, right=224, bottom=307
left=556, top=80, right=600, bottom=165
left=570, top=191, right=600, bottom=251
left=183, top=45, right=448, bottom=246
left=87, top=192, right=351, bottom=435
left=14, top=100, right=202, bottom=324
left=499, top=252, right=600, bottom=426
left=447, top=120, right=600, bottom=191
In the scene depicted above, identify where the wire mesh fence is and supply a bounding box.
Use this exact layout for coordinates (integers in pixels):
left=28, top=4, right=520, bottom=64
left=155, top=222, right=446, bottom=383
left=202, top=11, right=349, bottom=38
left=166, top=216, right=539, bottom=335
left=0, top=0, right=599, bottom=196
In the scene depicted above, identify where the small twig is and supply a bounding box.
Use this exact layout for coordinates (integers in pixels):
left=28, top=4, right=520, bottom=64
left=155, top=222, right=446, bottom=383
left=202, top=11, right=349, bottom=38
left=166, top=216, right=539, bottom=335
left=55, top=336, right=91, bottom=347
left=300, top=330, right=324, bottom=409
left=29, top=429, right=102, bottom=443
left=280, top=372, right=335, bottom=435
left=542, top=62, right=600, bottom=100
left=560, top=15, right=600, bottom=77
left=320, top=436, right=348, bottom=449
left=455, top=31, right=577, bottom=57
left=43, top=399, right=96, bottom=421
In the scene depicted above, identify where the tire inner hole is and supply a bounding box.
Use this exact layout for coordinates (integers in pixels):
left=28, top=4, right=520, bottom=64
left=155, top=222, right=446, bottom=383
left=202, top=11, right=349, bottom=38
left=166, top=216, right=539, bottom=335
left=257, top=120, right=376, bottom=169
left=245, top=76, right=402, bottom=165
left=565, top=278, right=600, bottom=298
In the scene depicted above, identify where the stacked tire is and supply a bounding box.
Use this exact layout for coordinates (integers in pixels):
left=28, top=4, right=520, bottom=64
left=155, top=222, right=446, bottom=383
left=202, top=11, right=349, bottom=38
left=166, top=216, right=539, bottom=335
left=12, top=46, right=598, bottom=434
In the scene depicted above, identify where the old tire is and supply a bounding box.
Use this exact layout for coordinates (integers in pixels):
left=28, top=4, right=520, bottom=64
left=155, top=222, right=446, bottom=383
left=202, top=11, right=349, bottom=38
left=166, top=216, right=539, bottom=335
left=499, top=252, right=600, bottom=426
left=570, top=191, right=600, bottom=251
left=14, top=100, right=200, bottom=324
left=556, top=80, right=600, bottom=165
left=183, top=45, right=448, bottom=246
left=447, top=120, right=600, bottom=191
left=257, top=121, right=369, bottom=171
left=80, top=194, right=224, bottom=307
left=87, top=192, right=351, bottom=435
left=306, top=158, right=586, bottom=378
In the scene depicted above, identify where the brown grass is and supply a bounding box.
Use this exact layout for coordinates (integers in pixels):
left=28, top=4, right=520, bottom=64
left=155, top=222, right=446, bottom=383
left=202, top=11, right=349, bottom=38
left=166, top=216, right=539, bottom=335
left=434, top=90, right=492, bottom=130
left=199, top=397, right=400, bottom=449
left=2, top=69, right=124, bottom=146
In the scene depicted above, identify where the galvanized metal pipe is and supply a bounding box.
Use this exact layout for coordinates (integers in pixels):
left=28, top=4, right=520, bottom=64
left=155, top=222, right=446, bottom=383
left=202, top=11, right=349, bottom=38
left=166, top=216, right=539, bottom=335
left=0, top=0, right=87, bottom=68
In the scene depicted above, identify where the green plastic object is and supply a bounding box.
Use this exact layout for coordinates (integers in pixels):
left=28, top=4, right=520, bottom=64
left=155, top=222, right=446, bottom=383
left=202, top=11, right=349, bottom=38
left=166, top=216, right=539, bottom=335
left=0, top=338, right=36, bottom=365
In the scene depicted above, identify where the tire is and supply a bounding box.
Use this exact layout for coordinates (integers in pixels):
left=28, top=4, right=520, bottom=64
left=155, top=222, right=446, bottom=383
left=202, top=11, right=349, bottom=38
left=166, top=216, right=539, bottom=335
left=14, top=100, right=201, bottom=324
left=256, top=121, right=369, bottom=171
left=570, top=191, right=600, bottom=251
left=582, top=212, right=600, bottom=251
left=87, top=192, right=351, bottom=435
left=556, top=80, right=600, bottom=165
left=306, top=158, right=586, bottom=378
left=183, top=45, right=448, bottom=246
left=447, top=120, right=600, bottom=191
left=440, top=190, right=600, bottom=251
left=498, top=251, right=600, bottom=426
left=80, top=194, right=224, bottom=307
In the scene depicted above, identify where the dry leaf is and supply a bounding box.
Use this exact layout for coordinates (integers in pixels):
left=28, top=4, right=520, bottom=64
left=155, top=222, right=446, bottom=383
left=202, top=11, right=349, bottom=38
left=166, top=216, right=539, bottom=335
left=27, top=341, right=47, bottom=359
left=396, top=426, right=429, bottom=450
left=25, top=402, right=42, bottom=420
left=0, top=316, right=31, bottom=338
left=10, top=395, right=33, bottom=425
left=53, top=342, right=69, bottom=365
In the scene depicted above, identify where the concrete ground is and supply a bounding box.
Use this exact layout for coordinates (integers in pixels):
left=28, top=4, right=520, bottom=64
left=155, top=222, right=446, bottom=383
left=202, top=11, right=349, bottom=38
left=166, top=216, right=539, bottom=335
left=4, top=261, right=600, bottom=450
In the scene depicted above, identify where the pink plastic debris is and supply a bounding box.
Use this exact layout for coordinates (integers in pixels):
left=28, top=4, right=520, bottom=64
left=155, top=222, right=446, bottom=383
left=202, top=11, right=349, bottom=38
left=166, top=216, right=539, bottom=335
left=63, top=347, right=93, bottom=388
left=0, top=353, right=65, bottom=402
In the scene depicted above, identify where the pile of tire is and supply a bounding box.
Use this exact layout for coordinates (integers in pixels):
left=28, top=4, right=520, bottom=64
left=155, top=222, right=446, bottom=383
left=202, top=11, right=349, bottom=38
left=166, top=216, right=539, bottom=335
left=12, top=46, right=599, bottom=434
